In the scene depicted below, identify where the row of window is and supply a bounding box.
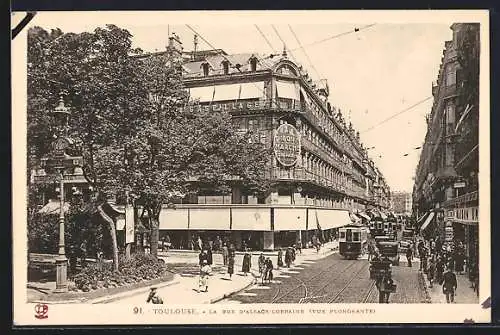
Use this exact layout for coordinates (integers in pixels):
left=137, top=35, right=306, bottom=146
left=300, top=122, right=344, bottom=163
left=202, top=58, right=258, bottom=77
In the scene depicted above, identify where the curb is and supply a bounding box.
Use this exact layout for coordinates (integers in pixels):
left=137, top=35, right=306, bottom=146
left=30, top=276, right=179, bottom=305
left=91, top=280, right=181, bottom=304
left=209, top=272, right=259, bottom=304
left=418, top=271, right=432, bottom=304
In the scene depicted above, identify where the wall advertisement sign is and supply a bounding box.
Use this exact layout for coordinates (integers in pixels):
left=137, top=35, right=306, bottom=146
left=274, top=123, right=301, bottom=167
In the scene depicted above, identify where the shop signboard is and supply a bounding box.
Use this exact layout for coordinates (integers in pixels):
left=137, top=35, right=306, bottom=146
left=274, top=123, right=301, bottom=167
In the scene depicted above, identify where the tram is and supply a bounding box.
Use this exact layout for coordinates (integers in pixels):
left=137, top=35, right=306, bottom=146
left=369, top=218, right=385, bottom=237
left=339, top=224, right=369, bottom=259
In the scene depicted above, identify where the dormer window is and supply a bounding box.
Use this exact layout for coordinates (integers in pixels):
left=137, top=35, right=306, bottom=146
left=222, top=60, right=229, bottom=75
left=202, top=63, right=210, bottom=76
left=250, top=57, right=257, bottom=72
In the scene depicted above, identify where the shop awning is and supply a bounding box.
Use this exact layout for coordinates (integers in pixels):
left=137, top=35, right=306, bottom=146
left=188, top=86, right=215, bottom=102
left=231, top=208, right=272, bottom=231
left=214, top=83, right=241, bottom=101
left=307, top=209, right=351, bottom=230
left=276, top=81, right=299, bottom=100
left=420, top=212, right=435, bottom=233
left=38, top=199, right=69, bottom=215
left=417, top=213, right=428, bottom=223
left=159, top=208, right=189, bottom=230
left=350, top=213, right=361, bottom=223
left=189, top=208, right=231, bottom=230
left=239, top=82, right=265, bottom=99
left=274, top=208, right=306, bottom=231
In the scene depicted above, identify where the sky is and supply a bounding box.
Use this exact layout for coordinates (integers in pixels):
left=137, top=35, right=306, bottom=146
left=23, top=11, right=456, bottom=193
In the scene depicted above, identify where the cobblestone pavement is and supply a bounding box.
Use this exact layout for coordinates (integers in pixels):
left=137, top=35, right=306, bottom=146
left=424, top=271, right=479, bottom=304
left=220, top=253, right=428, bottom=304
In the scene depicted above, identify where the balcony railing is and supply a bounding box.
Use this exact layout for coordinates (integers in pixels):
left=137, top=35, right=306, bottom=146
left=301, top=137, right=346, bottom=172
left=442, top=190, right=479, bottom=208
left=268, top=167, right=372, bottom=202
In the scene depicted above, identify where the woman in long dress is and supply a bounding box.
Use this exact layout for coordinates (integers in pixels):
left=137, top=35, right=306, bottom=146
left=285, top=248, right=292, bottom=268
left=227, top=248, right=235, bottom=279
left=242, top=250, right=251, bottom=276
left=277, top=248, right=284, bottom=268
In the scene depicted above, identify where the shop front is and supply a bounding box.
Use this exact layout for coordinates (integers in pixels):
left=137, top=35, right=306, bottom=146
left=157, top=204, right=351, bottom=251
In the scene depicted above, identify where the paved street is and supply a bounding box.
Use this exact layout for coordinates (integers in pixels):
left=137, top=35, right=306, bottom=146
left=219, top=253, right=428, bottom=304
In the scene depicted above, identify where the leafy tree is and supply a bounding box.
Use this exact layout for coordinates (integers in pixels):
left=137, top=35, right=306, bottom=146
left=28, top=24, right=272, bottom=262
left=27, top=25, right=148, bottom=270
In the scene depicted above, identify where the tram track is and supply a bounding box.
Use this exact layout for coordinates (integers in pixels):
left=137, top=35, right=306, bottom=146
left=299, top=261, right=366, bottom=304
left=327, top=261, right=371, bottom=303
left=271, top=259, right=357, bottom=304
left=362, top=280, right=377, bottom=303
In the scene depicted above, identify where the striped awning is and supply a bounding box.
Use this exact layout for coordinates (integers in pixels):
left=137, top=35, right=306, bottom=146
left=420, top=212, right=435, bottom=233
left=357, top=212, right=371, bottom=221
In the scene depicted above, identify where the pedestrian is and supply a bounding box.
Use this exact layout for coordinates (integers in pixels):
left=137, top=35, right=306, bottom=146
left=206, top=247, right=213, bottom=265
left=164, top=235, right=171, bottom=251
left=197, top=236, right=203, bottom=251
left=227, top=247, right=235, bottom=280
left=285, top=247, right=292, bottom=268
left=264, top=257, right=274, bottom=284
left=222, top=243, right=229, bottom=266
left=442, top=266, right=458, bottom=303
left=295, top=238, right=302, bottom=254
left=199, top=249, right=209, bottom=266
left=454, top=249, right=465, bottom=275
left=375, top=271, right=395, bottom=303
left=198, top=259, right=211, bottom=293
left=436, top=254, right=445, bottom=285
left=421, top=247, right=428, bottom=274
left=277, top=248, right=284, bottom=268
left=214, top=235, right=221, bottom=252
left=258, top=253, right=266, bottom=276
left=242, top=249, right=251, bottom=276
left=367, top=241, right=374, bottom=261
left=406, top=246, right=413, bottom=267
left=146, top=287, right=164, bottom=304
left=291, top=246, right=296, bottom=263
left=428, top=256, right=436, bottom=288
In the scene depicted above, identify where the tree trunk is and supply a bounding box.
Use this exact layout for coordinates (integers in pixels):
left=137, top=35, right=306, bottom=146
left=97, top=204, right=119, bottom=272
left=148, top=208, right=160, bottom=257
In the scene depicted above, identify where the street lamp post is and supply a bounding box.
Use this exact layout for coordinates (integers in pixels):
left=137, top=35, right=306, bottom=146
left=51, top=94, right=72, bottom=293
left=54, top=163, right=68, bottom=293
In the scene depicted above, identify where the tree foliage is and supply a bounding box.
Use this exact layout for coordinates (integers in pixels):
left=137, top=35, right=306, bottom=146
left=28, top=25, right=271, bottom=260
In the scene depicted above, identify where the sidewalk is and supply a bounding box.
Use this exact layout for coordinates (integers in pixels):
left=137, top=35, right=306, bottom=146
left=423, top=271, right=479, bottom=304
left=29, top=242, right=338, bottom=304
left=103, top=241, right=339, bottom=304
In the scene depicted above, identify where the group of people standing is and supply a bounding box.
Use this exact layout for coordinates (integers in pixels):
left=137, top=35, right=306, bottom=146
left=415, top=237, right=476, bottom=303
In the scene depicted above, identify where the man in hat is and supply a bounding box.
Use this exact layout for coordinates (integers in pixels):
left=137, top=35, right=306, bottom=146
left=442, top=265, right=458, bottom=303
left=146, top=287, right=163, bottom=304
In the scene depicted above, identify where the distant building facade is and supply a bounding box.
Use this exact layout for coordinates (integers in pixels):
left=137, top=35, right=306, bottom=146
left=392, top=191, right=412, bottom=216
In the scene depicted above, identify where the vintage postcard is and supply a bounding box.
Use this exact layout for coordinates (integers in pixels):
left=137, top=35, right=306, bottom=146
left=12, top=10, right=491, bottom=325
